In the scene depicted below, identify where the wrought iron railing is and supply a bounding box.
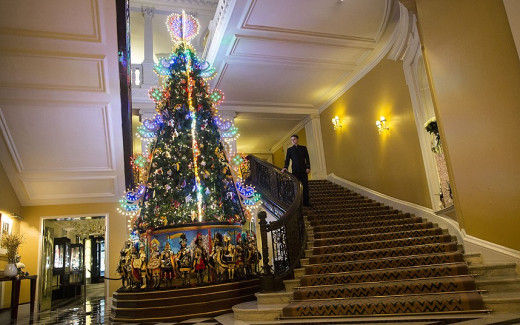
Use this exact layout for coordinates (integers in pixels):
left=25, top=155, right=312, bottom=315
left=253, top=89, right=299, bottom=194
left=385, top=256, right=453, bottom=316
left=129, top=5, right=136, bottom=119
left=246, top=155, right=306, bottom=291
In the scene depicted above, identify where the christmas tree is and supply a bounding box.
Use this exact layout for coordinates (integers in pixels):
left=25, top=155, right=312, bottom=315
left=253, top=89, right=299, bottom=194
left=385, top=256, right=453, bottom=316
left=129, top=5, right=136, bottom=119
left=118, top=12, right=261, bottom=232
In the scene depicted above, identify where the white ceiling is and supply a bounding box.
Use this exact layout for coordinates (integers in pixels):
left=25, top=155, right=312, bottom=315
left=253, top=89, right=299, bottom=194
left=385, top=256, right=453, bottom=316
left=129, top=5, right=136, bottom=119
left=0, top=0, right=401, bottom=207
left=0, top=0, right=126, bottom=206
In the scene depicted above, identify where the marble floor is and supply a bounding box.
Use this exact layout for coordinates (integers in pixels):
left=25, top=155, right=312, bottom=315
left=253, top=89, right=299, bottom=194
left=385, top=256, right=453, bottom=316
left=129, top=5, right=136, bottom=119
left=1, top=286, right=519, bottom=325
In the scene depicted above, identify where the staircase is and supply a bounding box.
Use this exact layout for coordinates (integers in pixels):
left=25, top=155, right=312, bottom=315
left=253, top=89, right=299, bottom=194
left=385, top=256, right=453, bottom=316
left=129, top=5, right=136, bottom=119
left=282, top=180, right=487, bottom=318
left=233, top=180, right=520, bottom=323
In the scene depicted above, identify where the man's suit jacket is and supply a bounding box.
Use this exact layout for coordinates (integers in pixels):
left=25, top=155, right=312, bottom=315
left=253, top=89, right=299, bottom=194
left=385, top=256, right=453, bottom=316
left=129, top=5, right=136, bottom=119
left=284, top=145, right=310, bottom=174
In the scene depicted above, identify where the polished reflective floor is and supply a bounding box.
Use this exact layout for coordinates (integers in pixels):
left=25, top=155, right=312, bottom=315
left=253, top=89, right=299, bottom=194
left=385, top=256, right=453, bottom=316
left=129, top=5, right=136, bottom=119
left=1, top=283, right=519, bottom=325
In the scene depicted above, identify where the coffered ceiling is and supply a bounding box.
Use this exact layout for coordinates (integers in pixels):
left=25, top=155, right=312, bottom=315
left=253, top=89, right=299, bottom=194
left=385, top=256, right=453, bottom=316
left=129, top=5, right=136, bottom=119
left=0, top=0, right=402, bottom=207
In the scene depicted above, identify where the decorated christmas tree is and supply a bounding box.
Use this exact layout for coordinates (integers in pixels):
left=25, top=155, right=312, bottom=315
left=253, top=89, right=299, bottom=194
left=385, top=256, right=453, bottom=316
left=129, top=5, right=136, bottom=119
left=119, top=12, right=260, bottom=232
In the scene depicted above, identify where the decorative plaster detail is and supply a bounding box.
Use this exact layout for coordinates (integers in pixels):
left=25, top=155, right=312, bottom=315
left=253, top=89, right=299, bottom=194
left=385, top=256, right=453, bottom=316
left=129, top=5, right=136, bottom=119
left=0, top=0, right=101, bottom=42
left=241, top=0, right=392, bottom=42
left=0, top=49, right=106, bottom=92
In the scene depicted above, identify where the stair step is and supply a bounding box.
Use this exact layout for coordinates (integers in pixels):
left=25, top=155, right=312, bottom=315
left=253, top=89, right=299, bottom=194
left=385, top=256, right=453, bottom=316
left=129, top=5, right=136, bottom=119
left=308, top=242, right=460, bottom=264
left=470, top=263, right=518, bottom=277
left=233, top=301, right=284, bottom=322
left=294, top=275, right=478, bottom=300
left=313, top=222, right=435, bottom=239
left=255, top=291, right=293, bottom=305
left=300, top=258, right=310, bottom=266
left=304, top=252, right=464, bottom=274
left=312, top=234, right=454, bottom=255
left=475, top=275, right=520, bottom=292
left=283, top=279, right=300, bottom=292
left=312, top=216, right=424, bottom=232
left=299, top=262, right=470, bottom=287
left=482, top=292, right=520, bottom=313
left=309, top=213, right=413, bottom=228
left=313, top=227, right=443, bottom=247
left=282, top=291, right=487, bottom=317
left=463, top=253, right=483, bottom=265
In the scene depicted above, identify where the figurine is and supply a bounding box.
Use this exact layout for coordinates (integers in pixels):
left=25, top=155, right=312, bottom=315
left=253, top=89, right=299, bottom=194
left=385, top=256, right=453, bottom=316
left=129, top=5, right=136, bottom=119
left=223, top=234, right=237, bottom=280
left=117, top=241, right=132, bottom=288
left=235, top=233, right=247, bottom=279
left=209, top=232, right=226, bottom=283
left=176, top=233, right=191, bottom=286
left=192, top=233, right=207, bottom=285
left=131, top=242, right=148, bottom=289
left=147, top=238, right=162, bottom=289
left=246, top=231, right=261, bottom=276
left=160, top=241, right=175, bottom=287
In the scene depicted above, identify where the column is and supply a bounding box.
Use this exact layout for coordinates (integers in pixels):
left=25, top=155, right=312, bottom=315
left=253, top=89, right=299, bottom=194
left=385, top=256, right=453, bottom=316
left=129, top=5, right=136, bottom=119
left=304, top=114, right=327, bottom=179
left=141, top=7, right=157, bottom=85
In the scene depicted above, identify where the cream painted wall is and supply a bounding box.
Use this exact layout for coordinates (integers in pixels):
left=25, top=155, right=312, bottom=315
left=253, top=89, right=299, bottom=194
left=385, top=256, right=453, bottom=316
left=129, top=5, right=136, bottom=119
left=320, top=58, right=431, bottom=208
left=0, top=161, right=21, bottom=217
left=272, top=147, right=285, bottom=169
left=416, top=0, right=520, bottom=251
left=18, top=203, right=126, bottom=306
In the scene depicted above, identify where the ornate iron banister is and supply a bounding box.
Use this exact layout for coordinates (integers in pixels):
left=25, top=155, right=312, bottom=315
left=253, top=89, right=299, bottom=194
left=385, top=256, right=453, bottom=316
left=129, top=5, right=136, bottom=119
left=246, top=155, right=306, bottom=291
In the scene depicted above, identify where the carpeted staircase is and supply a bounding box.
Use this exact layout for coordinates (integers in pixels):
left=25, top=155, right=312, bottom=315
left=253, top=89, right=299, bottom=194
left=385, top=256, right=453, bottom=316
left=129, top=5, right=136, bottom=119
left=282, top=180, right=487, bottom=318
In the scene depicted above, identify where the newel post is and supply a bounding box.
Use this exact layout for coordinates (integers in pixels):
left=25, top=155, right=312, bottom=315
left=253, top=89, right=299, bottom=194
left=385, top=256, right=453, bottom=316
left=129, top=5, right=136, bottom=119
left=258, top=211, right=271, bottom=276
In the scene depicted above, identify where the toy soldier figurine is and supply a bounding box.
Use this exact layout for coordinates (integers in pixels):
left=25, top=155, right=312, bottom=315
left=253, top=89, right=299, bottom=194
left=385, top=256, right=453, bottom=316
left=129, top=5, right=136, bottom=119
left=147, top=238, right=162, bottom=289
left=223, top=234, right=236, bottom=280
left=130, top=244, right=141, bottom=288
left=209, top=232, right=225, bottom=283
left=117, top=241, right=132, bottom=288
left=138, top=242, right=149, bottom=289
left=176, top=233, right=192, bottom=286
left=192, top=233, right=207, bottom=285
left=160, top=241, right=175, bottom=287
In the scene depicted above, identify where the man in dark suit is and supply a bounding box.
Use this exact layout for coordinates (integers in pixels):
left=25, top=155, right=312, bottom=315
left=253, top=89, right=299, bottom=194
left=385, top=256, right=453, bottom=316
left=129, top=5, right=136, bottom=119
left=282, top=134, right=311, bottom=207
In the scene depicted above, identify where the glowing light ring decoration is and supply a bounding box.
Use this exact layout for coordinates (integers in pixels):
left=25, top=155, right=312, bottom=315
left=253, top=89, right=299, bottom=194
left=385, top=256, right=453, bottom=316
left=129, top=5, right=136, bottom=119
left=131, top=154, right=148, bottom=169
left=166, top=12, right=200, bottom=42
left=137, top=125, right=157, bottom=139
left=125, top=184, right=146, bottom=202
left=236, top=182, right=255, bottom=197
left=210, top=89, right=225, bottom=105
left=200, top=67, right=216, bottom=80
left=196, top=61, right=210, bottom=70
left=142, top=118, right=160, bottom=132
left=149, top=87, right=163, bottom=102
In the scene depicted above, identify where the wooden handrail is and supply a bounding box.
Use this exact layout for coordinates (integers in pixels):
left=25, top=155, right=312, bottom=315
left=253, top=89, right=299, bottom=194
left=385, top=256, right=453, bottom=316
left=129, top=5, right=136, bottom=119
left=246, top=155, right=306, bottom=291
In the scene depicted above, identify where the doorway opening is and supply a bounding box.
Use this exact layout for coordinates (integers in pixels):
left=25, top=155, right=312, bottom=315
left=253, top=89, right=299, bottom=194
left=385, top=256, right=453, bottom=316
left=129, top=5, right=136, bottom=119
left=39, top=215, right=106, bottom=312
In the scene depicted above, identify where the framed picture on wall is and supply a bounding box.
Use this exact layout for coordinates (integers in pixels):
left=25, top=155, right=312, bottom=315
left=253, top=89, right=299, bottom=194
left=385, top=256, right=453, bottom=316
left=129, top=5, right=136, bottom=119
left=0, top=213, right=11, bottom=255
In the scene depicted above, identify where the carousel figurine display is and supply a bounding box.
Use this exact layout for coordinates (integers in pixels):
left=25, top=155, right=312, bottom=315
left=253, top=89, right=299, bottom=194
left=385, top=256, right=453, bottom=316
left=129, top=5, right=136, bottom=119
left=192, top=233, right=208, bottom=285
left=160, top=241, right=175, bottom=287
left=176, top=234, right=192, bottom=286
left=147, top=238, right=162, bottom=288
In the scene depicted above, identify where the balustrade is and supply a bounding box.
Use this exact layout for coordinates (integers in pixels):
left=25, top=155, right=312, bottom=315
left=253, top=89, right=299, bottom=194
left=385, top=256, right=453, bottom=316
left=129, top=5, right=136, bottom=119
left=247, top=155, right=305, bottom=291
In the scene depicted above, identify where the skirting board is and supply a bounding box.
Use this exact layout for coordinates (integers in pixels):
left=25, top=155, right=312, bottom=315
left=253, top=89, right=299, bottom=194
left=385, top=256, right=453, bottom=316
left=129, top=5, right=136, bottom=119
left=326, top=173, right=520, bottom=268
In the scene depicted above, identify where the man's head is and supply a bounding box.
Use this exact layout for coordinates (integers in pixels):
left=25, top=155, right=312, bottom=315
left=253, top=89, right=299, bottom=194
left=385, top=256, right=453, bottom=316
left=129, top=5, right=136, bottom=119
left=291, top=134, right=299, bottom=146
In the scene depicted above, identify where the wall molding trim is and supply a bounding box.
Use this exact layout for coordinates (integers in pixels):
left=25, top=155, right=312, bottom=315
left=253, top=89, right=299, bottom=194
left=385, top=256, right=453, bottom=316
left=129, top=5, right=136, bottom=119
left=326, top=173, right=520, bottom=267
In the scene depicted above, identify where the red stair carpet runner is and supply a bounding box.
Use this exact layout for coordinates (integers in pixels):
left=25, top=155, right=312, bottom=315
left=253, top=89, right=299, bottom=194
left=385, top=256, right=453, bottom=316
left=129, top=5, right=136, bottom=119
left=282, top=180, right=486, bottom=318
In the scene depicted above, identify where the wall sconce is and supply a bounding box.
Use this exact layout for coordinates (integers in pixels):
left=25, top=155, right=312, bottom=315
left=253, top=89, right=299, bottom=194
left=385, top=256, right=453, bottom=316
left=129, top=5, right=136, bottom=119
left=376, top=116, right=389, bottom=134
left=332, top=116, right=342, bottom=131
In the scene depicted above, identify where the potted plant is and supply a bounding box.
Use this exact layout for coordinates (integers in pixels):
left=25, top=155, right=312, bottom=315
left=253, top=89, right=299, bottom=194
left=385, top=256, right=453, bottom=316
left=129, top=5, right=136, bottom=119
left=1, top=232, right=23, bottom=277
left=424, top=117, right=442, bottom=153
